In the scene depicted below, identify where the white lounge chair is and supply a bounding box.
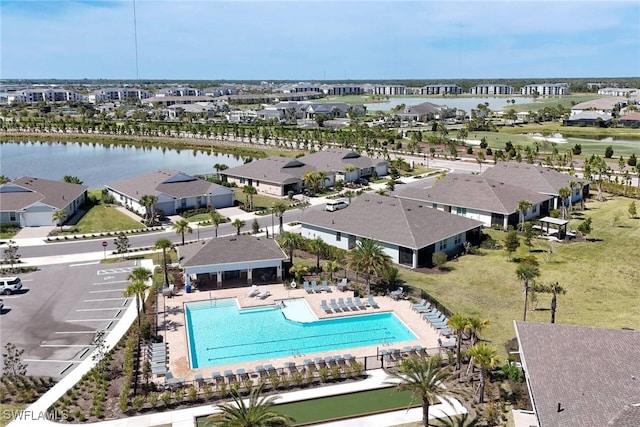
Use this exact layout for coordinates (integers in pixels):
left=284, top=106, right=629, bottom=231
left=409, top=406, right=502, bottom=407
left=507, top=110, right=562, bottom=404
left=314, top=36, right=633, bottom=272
left=256, top=289, right=271, bottom=299
left=246, top=285, right=260, bottom=297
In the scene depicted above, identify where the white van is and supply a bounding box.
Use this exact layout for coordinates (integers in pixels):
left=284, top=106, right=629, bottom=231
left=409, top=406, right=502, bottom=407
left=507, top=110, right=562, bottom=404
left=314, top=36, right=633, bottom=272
left=0, top=277, right=22, bottom=295
left=325, top=199, right=349, bottom=212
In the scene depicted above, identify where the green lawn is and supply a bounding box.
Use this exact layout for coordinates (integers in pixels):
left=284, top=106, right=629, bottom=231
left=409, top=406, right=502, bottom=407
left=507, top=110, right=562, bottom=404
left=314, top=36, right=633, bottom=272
left=196, top=387, right=419, bottom=426
left=510, top=94, right=601, bottom=112
left=64, top=204, right=145, bottom=234
left=241, top=193, right=300, bottom=212
left=0, top=403, right=25, bottom=427
left=397, top=196, right=640, bottom=356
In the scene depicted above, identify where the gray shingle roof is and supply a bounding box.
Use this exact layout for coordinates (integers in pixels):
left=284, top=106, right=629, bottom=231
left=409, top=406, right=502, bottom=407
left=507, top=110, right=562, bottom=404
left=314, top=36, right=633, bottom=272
left=0, top=177, right=87, bottom=210
left=300, top=193, right=482, bottom=249
left=298, top=149, right=386, bottom=172
left=515, top=322, right=640, bottom=427
left=179, top=235, right=288, bottom=267
left=482, top=162, right=582, bottom=196
left=222, top=157, right=316, bottom=184
left=106, top=169, right=231, bottom=200
left=396, top=173, right=552, bottom=214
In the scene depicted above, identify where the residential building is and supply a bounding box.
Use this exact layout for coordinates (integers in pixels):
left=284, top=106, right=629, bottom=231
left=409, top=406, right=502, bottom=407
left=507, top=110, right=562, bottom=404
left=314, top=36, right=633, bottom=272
left=87, top=88, right=151, bottom=103
left=468, top=84, right=514, bottom=95
left=570, top=97, right=628, bottom=116
left=303, top=102, right=366, bottom=119
left=202, top=86, right=237, bottom=97
left=520, top=83, right=570, bottom=96
left=221, top=149, right=387, bottom=196
left=178, top=235, right=288, bottom=288
left=597, top=87, right=638, bottom=97
left=0, top=177, right=88, bottom=227
left=617, top=111, right=640, bottom=127
left=482, top=162, right=589, bottom=209
left=7, top=88, right=84, bottom=105
left=105, top=169, right=234, bottom=218
left=155, top=87, right=203, bottom=97
left=395, top=101, right=448, bottom=122
left=563, top=111, right=613, bottom=127
left=321, top=84, right=363, bottom=96
left=142, top=96, right=216, bottom=107
left=514, top=321, right=640, bottom=427
left=374, top=85, right=409, bottom=95
left=417, top=84, right=463, bottom=95
left=395, top=174, right=553, bottom=229
left=166, top=102, right=226, bottom=120
left=300, top=193, right=483, bottom=268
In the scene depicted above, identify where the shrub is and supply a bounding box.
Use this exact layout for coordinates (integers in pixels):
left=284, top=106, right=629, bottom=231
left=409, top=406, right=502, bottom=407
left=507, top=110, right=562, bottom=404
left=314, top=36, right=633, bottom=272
left=432, top=252, right=448, bottom=269
left=605, top=145, right=614, bottom=158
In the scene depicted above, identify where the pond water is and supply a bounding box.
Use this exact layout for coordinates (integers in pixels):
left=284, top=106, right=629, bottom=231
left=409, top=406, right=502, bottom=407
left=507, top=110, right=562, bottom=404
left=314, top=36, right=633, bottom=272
left=365, top=96, right=537, bottom=112
left=0, top=141, right=247, bottom=188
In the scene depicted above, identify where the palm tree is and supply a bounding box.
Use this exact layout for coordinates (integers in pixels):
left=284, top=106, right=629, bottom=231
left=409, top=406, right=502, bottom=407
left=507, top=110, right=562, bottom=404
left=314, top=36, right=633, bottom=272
left=279, top=232, right=302, bottom=263
left=302, top=171, right=319, bottom=194
left=467, top=342, right=499, bottom=403
left=388, top=355, right=459, bottom=427
left=204, top=385, right=294, bottom=427
left=289, top=264, right=308, bottom=284
left=447, top=313, right=469, bottom=371
left=52, top=210, right=67, bottom=232
left=173, top=219, right=193, bottom=245
left=516, top=200, right=532, bottom=232
left=139, top=194, right=158, bottom=226
left=242, top=186, right=257, bottom=211
left=209, top=210, right=224, bottom=238
left=308, top=237, right=326, bottom=270
left=324, top=260, right=340, bottom=282
left=154, top=238, right=173, bottom=288
left=348, top=238, right=392, bottom=295
left=515, top=263, right=540, bottom=321
left=430, top=413, right=481, bottom=427
left=343, top=190, right=355, bottom=204
left=558, top=187, right=571, bottom=219
left=123, top=267, right=152, bottom=326
left=232, top=219, right=245, bottom=235
left=272, top=201, right=287, bottom=235
left=535, top=281, right=567, bottom=323
left=466, top=316, right=490, bottom=345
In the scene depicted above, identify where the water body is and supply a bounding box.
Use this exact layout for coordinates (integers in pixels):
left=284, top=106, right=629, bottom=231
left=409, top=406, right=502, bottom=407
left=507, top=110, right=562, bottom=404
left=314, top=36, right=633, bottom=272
left=0, top=141, right=246, bottom=188
left=366, top=96, right=536, bottom=112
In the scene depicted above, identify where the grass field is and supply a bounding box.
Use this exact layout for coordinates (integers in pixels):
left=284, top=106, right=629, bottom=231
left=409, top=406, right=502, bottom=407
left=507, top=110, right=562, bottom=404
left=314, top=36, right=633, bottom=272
left=62, top=192, right=144, bottom=235
left=396, top=196, right=640, bottom=356
left=510, top=94, right=601, bottom=112
left=195, top=387, right=419, bottom=426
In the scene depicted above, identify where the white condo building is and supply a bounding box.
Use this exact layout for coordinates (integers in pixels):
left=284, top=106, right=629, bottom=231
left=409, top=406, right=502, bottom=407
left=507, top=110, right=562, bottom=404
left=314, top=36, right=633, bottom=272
left=88, top=88, right=152, bottom=103
left=520, top=83, right=570, bottom=96
left=469, top=84, right=514, bottom=95
left=8, top=88, right=84, bottom=105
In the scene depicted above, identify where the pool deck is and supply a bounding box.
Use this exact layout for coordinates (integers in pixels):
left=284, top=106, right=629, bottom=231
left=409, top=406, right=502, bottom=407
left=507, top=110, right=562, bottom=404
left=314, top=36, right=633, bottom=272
left=160, top=283, right=444, bottom=383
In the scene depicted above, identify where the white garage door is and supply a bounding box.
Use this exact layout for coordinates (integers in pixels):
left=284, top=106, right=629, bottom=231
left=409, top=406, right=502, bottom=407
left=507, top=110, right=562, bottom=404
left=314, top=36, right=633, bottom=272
left=24, top=212, right=54, bottom=227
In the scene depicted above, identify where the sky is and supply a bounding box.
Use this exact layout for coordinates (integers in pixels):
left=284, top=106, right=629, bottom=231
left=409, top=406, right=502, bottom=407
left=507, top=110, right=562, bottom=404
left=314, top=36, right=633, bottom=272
left=1, top=0, right=639, bottom=80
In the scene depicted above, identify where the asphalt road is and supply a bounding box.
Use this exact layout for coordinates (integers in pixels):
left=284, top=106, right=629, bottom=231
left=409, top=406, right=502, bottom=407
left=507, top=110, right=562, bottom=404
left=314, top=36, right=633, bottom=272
left=0, top=261, right=141, bottom=379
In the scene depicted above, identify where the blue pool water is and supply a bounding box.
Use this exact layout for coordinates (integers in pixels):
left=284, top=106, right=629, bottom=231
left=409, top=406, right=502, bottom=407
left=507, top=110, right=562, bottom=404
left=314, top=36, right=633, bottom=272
left=185, top=298, right=417, bottom=369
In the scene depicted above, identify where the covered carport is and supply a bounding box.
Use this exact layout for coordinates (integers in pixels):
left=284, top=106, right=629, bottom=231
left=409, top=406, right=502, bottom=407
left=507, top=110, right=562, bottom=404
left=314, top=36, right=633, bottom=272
left=178, top=235, right=288, bottom=290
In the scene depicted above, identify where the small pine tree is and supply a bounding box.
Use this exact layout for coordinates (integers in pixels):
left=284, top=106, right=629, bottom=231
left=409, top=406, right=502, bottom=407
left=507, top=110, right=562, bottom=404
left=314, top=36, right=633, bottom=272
left=577, top=217, right=593, bottom=237
left=251, top=218, right=260, bottom=234
left=629, top=201, right=637, bottom=219
left=504, top=230, right=520, bottom=260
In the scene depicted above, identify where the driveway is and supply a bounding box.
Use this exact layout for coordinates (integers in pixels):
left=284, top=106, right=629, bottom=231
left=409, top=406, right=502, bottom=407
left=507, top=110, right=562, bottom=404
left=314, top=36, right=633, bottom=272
left=12, top=225, right=56, bottom=240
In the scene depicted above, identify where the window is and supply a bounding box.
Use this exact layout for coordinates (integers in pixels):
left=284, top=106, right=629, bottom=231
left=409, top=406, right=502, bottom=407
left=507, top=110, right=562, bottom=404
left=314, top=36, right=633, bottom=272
left=532, top=205, right=538, bottom=213
left=336, top=232, right=341, bottom=242
left=457, top=207, right=467, bottom=215
left=9, top=212, right=16, bottom=221
left=439, top=240, right=448, bottom=251
left=454, top=234, right=462, bottom=245
left=181, top=198, right=187, bottom=208
left=432, top=203, right=437, bottom=209
left=239, top=178, right=246, bottom=184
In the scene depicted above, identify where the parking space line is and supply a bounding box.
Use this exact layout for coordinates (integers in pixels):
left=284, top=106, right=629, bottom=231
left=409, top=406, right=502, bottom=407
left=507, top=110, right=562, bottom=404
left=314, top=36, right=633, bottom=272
left=23, top=359, right=83, bottom=363
left=83, top=297, right=129, bottom=302
left=66, top=318, right=121, bottom=322
left=55, top=331, right=98, bottom=334
left=76, top=307, right=123, bottom=311
left=70, top=261, right=100, bottom=267
left=0, top=295, right=22, bottom=299
left=92, top=280, right=127, bottom=286
left=89, top=289, right=125, bottom=294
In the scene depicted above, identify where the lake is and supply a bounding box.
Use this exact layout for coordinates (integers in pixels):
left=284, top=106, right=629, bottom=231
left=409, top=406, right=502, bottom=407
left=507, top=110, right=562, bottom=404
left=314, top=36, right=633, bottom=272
left=365, top=96, right=536, bottom=112
left=0, top=141, right=247, bottom=189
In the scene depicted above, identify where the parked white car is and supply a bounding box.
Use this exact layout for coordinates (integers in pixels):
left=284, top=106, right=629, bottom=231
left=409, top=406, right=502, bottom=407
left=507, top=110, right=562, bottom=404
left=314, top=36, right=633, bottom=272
left=0, top=277, right=22, bottom=295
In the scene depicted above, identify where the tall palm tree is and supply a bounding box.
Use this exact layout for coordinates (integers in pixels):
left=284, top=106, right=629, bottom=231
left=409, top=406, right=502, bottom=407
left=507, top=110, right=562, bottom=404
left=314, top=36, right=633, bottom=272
left=52, top=210, right=67, bottom=232
left=242, top=186, right=257, bottom=211
left=558, top=187, right=571, bottom=219
left=516, top=200, right=532, bottom=232
left=123, top=267, right=152, bottom=324
left=173, top=219, right=193, bottom=245
left=308, top=237, right=326, bottom=270
left=466, top=316, right=490, bottom=345
left=272, top=201, right=287, bottom=235
left=515, top=264, right=540, bottom=321
left=139, top=194, right=158, bottom=226
left=317, top=170, right=329, bottom=191
left=430, top=413, right=481, bottom=427
left=204, top=385, right=294, bottom=427
left=154, top=238, right=173, bottom=287
left=535, top=281, right=567, bottom=323
left=348, top=238, right=392, bottom=295
left=279, top=232, right=302, bottom=263
left=209, top=210, right=224, bottom=238
left=447, top=313, right=470, bottom=371
left=467, top=342, right=499, bottom=403
left=324, top=260, right=340, bottom=282
left=289, top=264, right=308, bottom=284
left=302, top=171, right=319, bottom=194
left=388, top=355, right=459, bottom=427
left=232, top=219, right=245, bottom=235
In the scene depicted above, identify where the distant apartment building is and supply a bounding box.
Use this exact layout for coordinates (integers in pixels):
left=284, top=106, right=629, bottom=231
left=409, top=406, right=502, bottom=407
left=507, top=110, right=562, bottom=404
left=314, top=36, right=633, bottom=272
left=597, top=87, right=638, bottom=97
left=418, top=84, right=463, bottom=95
left=321, top=84, right=364, bottom=96
left=520, top=83, right=570, bottom=96
left=374, top=85, right=409, bottom=95
left=155, top=87, right=203, bottom=97
left=142, top=95, right=216, bottom=107
left=282, top=82, right=323, bottom=94
left=8, top=88, right=84, bottom=105
left=203, top=86, right=237, bottom=97
left=88, top=87, right=151, bottom=103
left=469, top=84, right=514, bottom=95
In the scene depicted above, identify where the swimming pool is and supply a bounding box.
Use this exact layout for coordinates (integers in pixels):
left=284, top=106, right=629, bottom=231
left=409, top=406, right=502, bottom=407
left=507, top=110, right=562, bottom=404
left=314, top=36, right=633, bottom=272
left=185, top=298, right=417, bottom=369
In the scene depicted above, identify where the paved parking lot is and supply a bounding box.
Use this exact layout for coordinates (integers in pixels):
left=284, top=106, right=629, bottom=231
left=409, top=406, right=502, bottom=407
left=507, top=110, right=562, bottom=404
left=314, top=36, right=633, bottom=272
left=0, top=260, right=149, bottom=379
